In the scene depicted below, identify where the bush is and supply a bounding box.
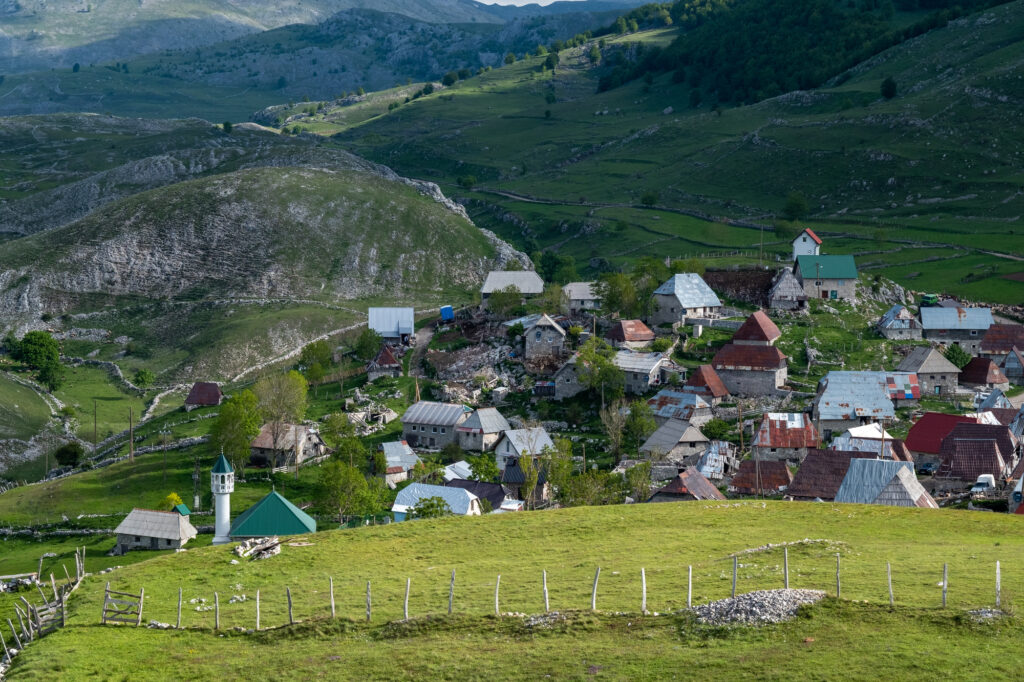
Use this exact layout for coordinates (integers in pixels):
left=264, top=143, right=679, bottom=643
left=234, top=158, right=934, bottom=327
left=54, top=441, right=85, bottom=467
left=880, top=76, right=897, bottom=100
left=640, top=190, right=658, bottom=206
left=651, top=337, right=673, bottom=352
left=442, top=71, right=457, bottom=86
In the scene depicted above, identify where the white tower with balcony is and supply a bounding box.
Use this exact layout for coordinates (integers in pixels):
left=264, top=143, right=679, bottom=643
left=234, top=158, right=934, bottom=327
left=211, top=453, right=234, bottom=545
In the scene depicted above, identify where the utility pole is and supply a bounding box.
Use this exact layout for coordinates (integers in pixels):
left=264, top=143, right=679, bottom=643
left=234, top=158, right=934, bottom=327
left=192, top=455, right=201, bottom=512
left=737, top=401, right=745, bottom=454
left=93, top=399, right=97, bottom=450
left=128, top=406, right=134, bottom=463
left=160, top=429, right=170, bottom=484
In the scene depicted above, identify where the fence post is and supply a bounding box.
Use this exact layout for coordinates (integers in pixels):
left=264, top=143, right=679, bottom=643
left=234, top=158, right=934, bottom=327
left=60, top=592, right=66, bottom=628
left=137, top=588, right=145, bottom=626
left=256, top=590, right=260, bottom=631
left=404, top=578, right=410, bottom=621
left=366, top=582, right=371, bottom=623
left=687, top=566, right=692, bottom=608
left=330, top=577, right=336, bottom=619
left=287, top=587, right=294, bottom=625
left=784, top=547, right=789, bottom=589
left=0, top=628, right=9, bottom=662
left=50, top=574, right=59, bottom=603
left=942, top=564, right=948, bottom=608
left=448, top=570, right=455, bottom=615
left=835, top=554, right=841, bottom=599
left=37, top=555, right=43, bottom=582
left=494, top=575, right=501, bottom=616
left=887, top=563, right=894, bottom=607
left=641, top=568, right=647, bottom=614
left=732, top=557, right=737, bottom=598
left=63, top=564, right=73, bottom=590
left=177, top=587, right=183, bottom=629
left=214, top=592, right=220, bottom=630
left=996, top=561, right=1001, bottom=609
left=35, top=582, right=48, bottom=605
left=592, top=567, right=601, bottom=611
left=7, top=619, right=21, bottom=651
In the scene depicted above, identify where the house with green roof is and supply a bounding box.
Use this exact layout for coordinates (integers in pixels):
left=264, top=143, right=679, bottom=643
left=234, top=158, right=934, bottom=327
left=794, top=255, right=858, bottom=301
left=229, top=490, right=316, bottom=538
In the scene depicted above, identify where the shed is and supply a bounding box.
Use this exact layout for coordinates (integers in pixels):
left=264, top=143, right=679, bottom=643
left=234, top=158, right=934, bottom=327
left=768, top=267, right=807, bottom=310
left=368, top=307, right=415, bottom=343
left=696, top=441, right=740, bottom=481
left=114, top=508, right=198, bottom=554
left=607, top=319, right=655, bottom=348
left=873, top=467, right=939, bottom=508
left=647, top=389, right=712, bottom=425
left=185, top=382, right=222, bottom=410
left=367, top=344, right=402, bottom=381
left=834, top=459, right=914, bottom=505
left=229, top=490, right=317, bottom=537
left=876, top=305, right=923, bottom=340
left=684, top=365, right=729, bottom=403
left=728, top=460, right=793, bottom=496
left=648, top=467, right=725, bottom=502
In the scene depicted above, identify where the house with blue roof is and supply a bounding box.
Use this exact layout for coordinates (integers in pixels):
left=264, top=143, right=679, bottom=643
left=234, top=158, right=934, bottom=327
left=391, top=483, right=482, bottom=521
left=651, top=273, right=722, bottom=326
left=920, top=306, right=993, bottom=355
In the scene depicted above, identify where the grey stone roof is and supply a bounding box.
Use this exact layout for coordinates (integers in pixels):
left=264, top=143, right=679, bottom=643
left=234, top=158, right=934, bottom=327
left=897, top=347, right=958, bottom=374
left=114, top=509, right=198, bottom=542
left=563, top=281, right=598, bottom=301
left=481, top=271, right=544, bottom=294
left=653, top=273, right=722, bottom=309
left=402, top=401, right=470, bottom=426
left=458, top=407, right=511, bottom=434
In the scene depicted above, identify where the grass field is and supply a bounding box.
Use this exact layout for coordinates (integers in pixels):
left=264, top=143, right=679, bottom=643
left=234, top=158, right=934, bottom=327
left=0, top=373, right=51, bottom=440
left=5, top=502, right=1024, bottom=679
left=52, top=365, right=149, bottom=442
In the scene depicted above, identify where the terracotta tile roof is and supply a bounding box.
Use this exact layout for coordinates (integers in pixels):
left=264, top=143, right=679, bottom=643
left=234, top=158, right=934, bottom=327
left=988, top=408, right=1020, bottom=427
left=371, top=345, right=400, bottom=367
left=960, top=357, right=1008, bottom=385
left=185, top=382, right=221, bottom=407
left=904, top=413, right=978, bottom=455
left=607, top=319, right=655, bottom=343
left=650, top=467, right=725, bottom=501
left=732, top=311, right=781, bottom=343
left=729, top=460, right=792, bottom=495
left=684, top=365, right=729, bottom=398
left=942, top=423, right=1017, bottom=463
left=712, top=344, right=786, bottom=370
left=981, top=324, right=1024, bottom=354
left=936, top=439, right=1007, bottom=481
left=786, top=449, right=874, bottom=501
left=802, top=228, right=822, bottom=245
left=753, top=413, right=818, bottom=449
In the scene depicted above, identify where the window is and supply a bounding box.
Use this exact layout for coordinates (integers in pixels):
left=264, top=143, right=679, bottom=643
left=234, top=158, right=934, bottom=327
left=802, top=236, right=807, bottom=242
left=166, top=539, right=172, bottom=546
left=815, top=281, right=822, bottom=286
left=440, top=428, right=446, bottom=434
left=837, top=280, right=845, bottom=286
left=930, top=375, right=935, bottom=380
left=536, top=331, right=542, bottom=341
left=970, top=330, right=978, bottom=336
left=134, top=536, right=141, bottom=542
left=432, top=427, right=438, bottom=433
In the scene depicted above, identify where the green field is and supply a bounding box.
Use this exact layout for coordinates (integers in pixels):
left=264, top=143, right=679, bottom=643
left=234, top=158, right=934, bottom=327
left=5, top=502, right=1024, bottom=679
left=52, top=365, right=149, bottom=442
left=0, top=373, right=51, bottom=440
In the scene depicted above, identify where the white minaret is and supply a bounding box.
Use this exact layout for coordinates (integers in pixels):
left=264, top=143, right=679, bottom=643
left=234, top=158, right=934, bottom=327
left=211, top=453, right=234, bottom=545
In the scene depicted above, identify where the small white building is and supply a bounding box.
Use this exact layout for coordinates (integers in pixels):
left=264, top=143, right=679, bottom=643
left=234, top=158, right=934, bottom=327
left=563, top=282, right=600, bottom=315
left=791, top=228, right=822, bottom=261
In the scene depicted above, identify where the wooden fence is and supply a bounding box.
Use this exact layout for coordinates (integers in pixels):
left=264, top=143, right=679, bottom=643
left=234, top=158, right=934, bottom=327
left=100, top=584, right=144, bottom=626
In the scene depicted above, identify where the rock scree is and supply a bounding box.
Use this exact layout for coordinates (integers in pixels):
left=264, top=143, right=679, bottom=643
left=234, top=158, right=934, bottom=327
left=691, top=589, right=825, bottom=625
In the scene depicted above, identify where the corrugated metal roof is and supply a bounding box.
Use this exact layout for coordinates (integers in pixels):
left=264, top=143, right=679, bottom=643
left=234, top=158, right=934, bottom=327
left=457, top=407, right=511, bottom=434
left=878, top=305, right=922, bottom=331
left=500, top=427, right=555, bottom=456
left=685, top=365, right=729, bottom=398
left=829, top=435, right=908, bottom=461
left=729, top=460, right=792, bottom=495
left=905, top=413, right=978, bottom=454
left=481, top=271, right=544, bottom=294
left=443, top=460, right=473, bottom=482
left=650, top=467, right=725, bottom=501
left=607, top=320, right=655, bottom=343
left=614, top=350, right=665, bottom=373
left=897, top=347, right=958, bottom=374
left=445, top=479, right=506, bottom=511
left=787, top=449, right=875, bottom=501
left=647, top=390, right=710, bottom=421
left=919, top=306, right=993, bottom=331
left=563, top=281, right=598, bottom=301
left=814, top=371, right=919, bottom=421
left=381, top=441, right=420, bottom=470
left=873, top=467, right=938, bottom=508
left=979, top=389, right=1011, bottom=411
left=653, top=273, right=722, bottom=309
left=394, top=483, right=478, bottom=515
left=368, top=307, right=415, bottom=337
left=640, top=418, right=708, bottom=455
left=186, top=382, right=222, bottom=406
left=961, top=357, right=1008, bottom=385
left=402, top=401, right=470, bottom=426
left=753, top=413, right=817, bottom=449
left=834, top=459, right=913, bottom=505
left=981, top=324, right=1024, bottom=354
left=696, top=441, right=737, bottom=480
left=115, top=509, right=198, bottom=541
left=795, top=254, right=858, bottom=280
left=230, top=491, right=316, bottom=537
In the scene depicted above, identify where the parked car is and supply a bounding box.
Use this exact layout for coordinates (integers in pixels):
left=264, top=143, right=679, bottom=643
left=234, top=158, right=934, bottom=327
left=970, top=474, right=996, bottom=495
left=916, top=461, right=938, bottom=476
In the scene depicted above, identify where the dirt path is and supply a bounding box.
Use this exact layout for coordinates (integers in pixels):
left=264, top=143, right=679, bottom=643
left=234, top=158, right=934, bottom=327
left=409, top=325, right=435, bottom=378
left=231, top=321, right=368, bottom=383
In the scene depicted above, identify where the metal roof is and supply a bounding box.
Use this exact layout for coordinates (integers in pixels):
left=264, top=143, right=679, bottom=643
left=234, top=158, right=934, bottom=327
left=172, top=503, right=191, bottom=516
left=380, top=441, right=420, bottom=471
left=368, top=307, right=414, bottom=337
left=961, top=357, right=1008, bottom=385
left=500, top=427, right=554, bottom=456
left=919, top=306, right=993, bottom=331
left=685, top=365, right=729, bottom=398
left=981, top=323, right=1024, bottom=354
left=457, top=407, right=511, bottom=434
left=481, top=271, right=544, bottom=295
left=443, top=460, right=473, bottom=482
left=230, top=491, right=316, bottom=537
left=905, top=412, right=978, bottom=454
left=732, top=311, right=781, bottom=343
left=897, top=347, right=958, bottom=374
left=696, top=441, right=736, bottom=480
left=640, top=418, right=708, bottom=455
left=115, top=509, right=197, bottom=541
left=873, top=467, right=938, bottom=508
left=650, top=467, right=725, bottom=501
left=212, top=454, right=233, bottom=474
left=563, top=281, right=598, bottom=301
left=185, top=382, right=222, bottom=406
left=834, top=459, right=913, bottom=505
left=393, top=483, right=478, bottom=516
left=753, top=413, right=818, bottom=449
left=878, top=305, right=922, bottom=331
left=653, top=273, right=722, bottom=309
left=647, top=389, right=710, bottom=421
left=712, top=344, right=787, bottom=370
left=978, top=389, right=1011, bottom=411
left=528, top=314, right=566, bottom=335
left=607, top=319, right=655, bottom=343
left=795, top=254, right=858, bottom=280
left=445, top=479, right=507, bottom=511
left=787, top=449, right=874, bottom=500
left=814, top=371, right=919, bottom=421
left=769, top=268, right=806, bottom=302
left=729, top=460, right=792, bottom=495
left=614, top=350, right=665, bottom=374
left=402, top=401, right=470, bottom=426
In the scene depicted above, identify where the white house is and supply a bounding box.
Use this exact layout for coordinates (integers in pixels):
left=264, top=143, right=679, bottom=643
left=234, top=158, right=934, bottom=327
left=791, top=228, right=822, bottom=261
left=495, top=427, right=555, bottom=471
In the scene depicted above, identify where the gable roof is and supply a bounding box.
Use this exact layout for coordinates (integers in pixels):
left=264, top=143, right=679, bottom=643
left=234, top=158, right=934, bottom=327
left=732, top=311, right=781, bottom=343
left=795, top=254, right=857, bottom=280
left=443, top=460, right=473, bottom=482
left=729, top=460, right=793, bottom=495
left=981, top=324, right=1024, bottom=354
left=402, top=401, right=470, bottom=426
left=834, top=459, right=913, bottom=504
left=712, top=344, right=787, bottom=371
left=457, top=407, right=511, bottom=434
left=172, top=503, right=191, bottom=516
left=393, top=482, right=478, bottom=516
left=115, top=508, right=198, bottom=542
left=230, top=491, right=316, bottom=537
left=251, top=423, right=321, bottom=451
left=979, top=390, right=1012, bottom=411
left=814, top=371, right=919, bottom=421
left=499, top=427, right=555, bottom=456
left=640, top=418, right=708, bottom=456
left=936, top=439, right=1007, bottom=481
left=873, top=467, right=939, bottom=509
left=445, top=479, right=506, bottom=510
left=828, top=434, right=913, bottom=462
left=941, top=422, right=1017, bottom=464
left=481, top=271, right=544, bottom=295
left=987, top=406, right=1019, bottom=426
left=696, top=441, right=738, bottom=480
left=769, top=267, right=807, bottom=302
left=897, top=347, right=959, bottom=375
left=753, top=413, right=818, bottom=449
left=212, top=454, right=233, bottom=474
left=685, top=365, right=729, bottom=398
left=369, top=345, right=401, bottom=368
left=607, top=319, right=655, bottom=343
left=613, top=350, right=666, bottom=374
left=647, top=390, right=711, bottom=422
left=563, top=281, right=598, bottom=301
left=919, top=306, right=993, bottom=332
left=380, top=440, right=419, bottom=471
left=501, top=457, right=549, bottom=486
left=904, top=412, right=978, bottom=455
left=878, top=305, right=922, bottom=331
left=794, top=228, right=822, bottom=245
left=185, top=382, right=221, bottom=407
left=787, top=449, right=875, bottom=500
left=368, top=307, right=414, bottom=337
left=649, top=467, right=725, bottom=501
left=653, top=273, right=722, bottom=309
left=528, top=313, right=566, bottom=336
left=961, top=357, right=1008, bottom=385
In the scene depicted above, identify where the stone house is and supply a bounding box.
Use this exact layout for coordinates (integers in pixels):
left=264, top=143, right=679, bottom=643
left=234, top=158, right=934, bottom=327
left=615, top=350, right=675, bottom=395
left=711, top=311, right=787, bottom=395
left=751, top=412, right=819, bottom=463
left=650, top=273, right=722, bottom=326
left=768, top=267, right=808, bottom=311
left=523, top=314, right=566, bottom=361
left=367, top=345, right=402, bottom=382
left=904, top=412, right=979, bottom=464
left=455, top=407, right=511, bottom=452
left=368, top=307, right=415, bottom=345
left=960, top=357, right=1010, bottom=392
left=919, top=306, right=993, bottom=355
left=401, top=401, right=470, bottom=449
left=639, top=419, right=709, bottom=462
left=480, top=271, right=544, bottom=310
left=113, top=508, right=197, bottom=555
left=563, top=281, right=600, bottom=315
left=185, top=382, right=222, bottom=411
left=683, top=364, right=729, bottom=406
left=980, top=324, right=1024, bottom=371
left=1003, top=348, right=1024, bottom=385
left=794, top=255, right=857, bottom=301
left=812, top=371, right=920, bottom=441
left=876, top=305, right=923, bottom=340
left=647, top=388, right=713, bottom=427
left=250, top=423, right=328, bottom=468
left=380, top=440, right=420, bottom=488
left=606, top=319, right=655, bottom=350
left=551, top=357, right=586, bottom=400
left=791, top=228, right=822, bottom=261
left=896, top=346, right=959, bottom=396
left=495, top=427, right=555, bottom=471
left=501, top=457, right=551, bottom=507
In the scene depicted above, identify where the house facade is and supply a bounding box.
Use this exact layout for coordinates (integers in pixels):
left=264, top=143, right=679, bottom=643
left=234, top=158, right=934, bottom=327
left=794, top=255, right=857, bottom=301
left=495, top=427, right=555, bottom=471
left=768, top=267, right=808, bottom=311
left=523, top=314, right=566, bottom=361
left=367, top=345, right=402, bottom=382
left=791, top=228, right=822, bottom=261
left=401, top=401, right=470, bottom=449
left=480, top=271, right=544, bottom=310
left=877, top=305, right=923, bottom=340
left=392, top=483, right=481, bottom=521
left=896, top=346, right=959, bottom=396
left=368, top=307, right=415, bottom=345
left=751, top=412, right=819, bottom=463
left=650, top=273, right=722, bottom=326
left=639, top=418, right=709, bottom=462
left=250, top=424, right=328, bottom=468
left=711, top=311, right=787, bottom=395
left=919, top=306, right=993, bottom=355
left=563, top=281, right=600, bottom=315
left=114, top=508, right=197, bottom=555
left=455, top=407, right=511, bottom=452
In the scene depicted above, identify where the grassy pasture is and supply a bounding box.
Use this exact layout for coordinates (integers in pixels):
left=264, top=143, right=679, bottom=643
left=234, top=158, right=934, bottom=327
left=0, top=373, right=51, bottom=441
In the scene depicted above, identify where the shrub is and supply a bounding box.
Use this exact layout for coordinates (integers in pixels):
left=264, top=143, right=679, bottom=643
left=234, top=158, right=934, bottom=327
left=54, top=442, right=85, bottom=468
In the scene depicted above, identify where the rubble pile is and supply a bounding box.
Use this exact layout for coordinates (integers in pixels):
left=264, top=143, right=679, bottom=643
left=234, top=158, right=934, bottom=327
left=234, top=537, right=281, bottom=560
left=691, top=589, right=825, bottom=625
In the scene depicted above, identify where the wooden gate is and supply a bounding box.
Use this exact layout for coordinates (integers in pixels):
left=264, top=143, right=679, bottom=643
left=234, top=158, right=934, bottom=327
left=101, top=583, right=144, bottom=626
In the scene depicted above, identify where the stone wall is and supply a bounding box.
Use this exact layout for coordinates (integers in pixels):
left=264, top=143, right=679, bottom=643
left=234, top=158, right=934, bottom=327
left=801, top=278, right=857, bottom=301
left=752, top=445, right=809, bottom=463
left=715, top=367, right=785, bottom=396
left=703, top=269, right=775, bottom=307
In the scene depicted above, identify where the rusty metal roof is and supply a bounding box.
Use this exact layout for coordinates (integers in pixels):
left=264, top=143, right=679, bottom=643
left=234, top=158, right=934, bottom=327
left=753, top=413, right=818, bottom=449
left=814, top=371, right=919, bottom=421
left=960, top=357, right=1008, bottom=386
left=787, top=449, right=875, bottom=501
left=729, top=460, right=792, bottom=495
left=712, top=344, right=786, bottom=370
left=607, top=319, right=655, bottom=343
left=647, top=390, right=711, bottom=421
left=650, top=467, right=725, bottom=501
left=685, top=365, right=729, bottom=398
left=981, top=324, right=1024, bottom=354
left=732, top=310, right=781, bottom=343
left=919, top=306, right=993, bottom=331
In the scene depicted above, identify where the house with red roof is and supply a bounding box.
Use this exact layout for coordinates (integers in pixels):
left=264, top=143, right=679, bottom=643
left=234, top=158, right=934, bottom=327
left=751, top=412, right=819, bottom=463
left=683, top=364, right=730, bottom=406
left=606, top=319, right=655, bottom=350
left=711, top=311, right=787, bottom=395
left=185, top=382, right=222, bottom=411
left=960, top=357, right=1010, bottom=392
left=936, top=422, right=1019, bottom=483
left=367, top=345, right=402, bottom=382
left=791, top=228, right=822, bottom=261
left=647, top=467, right=725, bottom=502
left=980, top=324, right=1024, bottom=368
left=904, top=412, right=978, bottom=462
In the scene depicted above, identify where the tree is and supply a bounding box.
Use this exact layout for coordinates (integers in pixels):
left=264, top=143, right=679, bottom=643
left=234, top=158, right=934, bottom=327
left=701, top=418, right=732, bottom=441
left=535, top=44, right=548, bottom=56
left=670, top=257, right=706, bottom=277
left=321, top=412, right=355, bottom=449
left=625, top=400, right=656, bottom=451
left=253, top=371, right=308, bottom=475
left=504, top=52, right=516, bottom=65
left=161, top=492, right=183, bottom=510
left=212, top=389, right=262, bottom=475
left=640, top=190, right=659, bottom=206
left=577, top=337, right=625, bottom=406
left=17, top=331, right=59, bottom=371
left=53, top=441, right=84, bottom=467
left=544, top=53, right=558, bottom=70
left=487, top=285, right=522, bottom=318
left=37, top=361, right=66, bottom=392
left=943, top=343, right=972, bottom=370
left=600, top=399, right=628, bottom=460
left=357, top=87, right=365, bottom=96
left=412, top=496, right=452, bottom=519
left=595, top=272, right=637, bottom=318
left=353, top=328, right=382, bottom=362
left=457, top=175, right=477, bottom=189
left=300, top=340, right=332, bottom=369
left=442, top=71, right=457, bottom=86
left=306, top=362, right=325, bottom=384
left=519, top=455, right=540, bottom=510
left=133, top=368, right=155, bottom=388
left=545, top=439, right=575, bottom=497
left=276, top=76, right=287, bottom=89
left=222, top=121, right=233, bottom=134
left=315, top=460, right=369, bottom=516
left=624, top=461, right=652, bottom=502
left=537, top=283, right=565, bottom=313
left=468, top=452, right=499, bottom=482
left=615, top=16, right=628, bottom=34
left=782, top=191, right=809, bottom=221
left=72, top=63, right=80, bottom=73
left=334, top=436, right=368, bottom=470
left=880, top=76, right=897, bottom=100
left=441, top=442, right=464, bottom=464
left=588, top=44, right=601, bottom=64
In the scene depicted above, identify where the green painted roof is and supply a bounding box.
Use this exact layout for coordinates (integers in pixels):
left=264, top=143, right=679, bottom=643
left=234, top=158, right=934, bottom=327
left=229, top=490, right=316, bottom=538
left=172, top=503, right=191, bottom=516
left=212, top=454, right=233, bottom=474
left=796, top=255, right=858, bottom=280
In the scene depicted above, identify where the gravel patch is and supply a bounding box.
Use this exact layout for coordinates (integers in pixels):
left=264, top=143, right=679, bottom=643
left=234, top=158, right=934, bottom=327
left=692, top=589, right=826, bottom=625
left=968, top=608, right=1005, bottom=623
